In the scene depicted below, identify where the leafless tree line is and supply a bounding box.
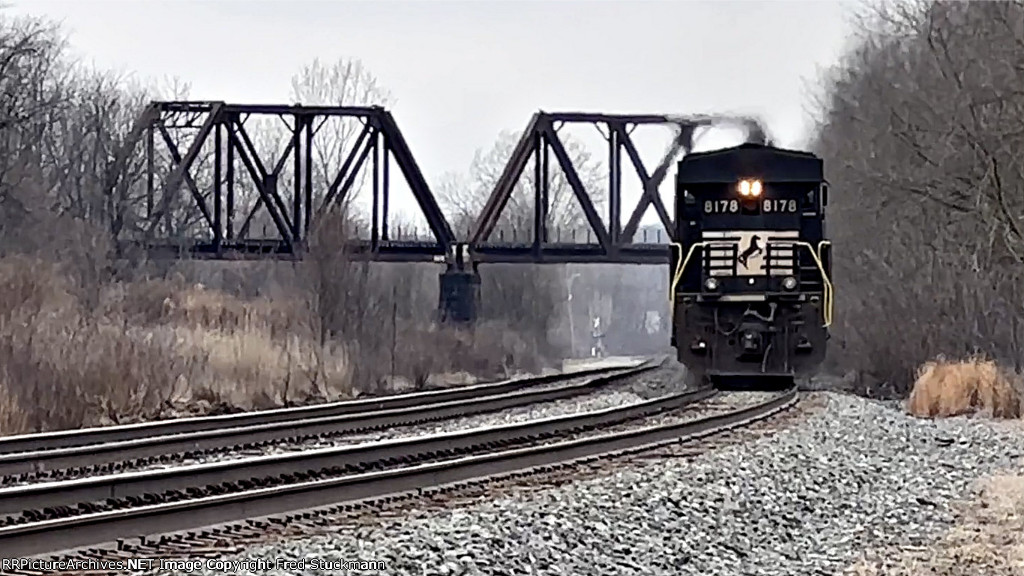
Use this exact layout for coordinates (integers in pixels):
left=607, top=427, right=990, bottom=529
left=0, top=8, right=679, bottom=434
left=812, top=0, right=1024, bottom=397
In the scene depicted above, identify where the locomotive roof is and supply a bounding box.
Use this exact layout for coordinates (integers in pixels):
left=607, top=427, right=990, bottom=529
left=677, top=142, right=823, bottom=183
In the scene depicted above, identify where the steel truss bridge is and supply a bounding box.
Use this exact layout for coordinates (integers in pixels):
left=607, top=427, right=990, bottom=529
left=109, top=101, right=767, bottom=321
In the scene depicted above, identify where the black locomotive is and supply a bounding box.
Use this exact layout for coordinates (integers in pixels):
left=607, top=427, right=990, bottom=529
left=669, top=142, right=832, bottom=387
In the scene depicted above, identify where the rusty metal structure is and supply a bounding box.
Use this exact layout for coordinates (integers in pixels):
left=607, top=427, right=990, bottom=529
left=110, top=101, right=768, bottom=321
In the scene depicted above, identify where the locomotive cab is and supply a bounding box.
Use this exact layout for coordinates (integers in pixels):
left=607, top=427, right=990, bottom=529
left=669, top=143, right=832, bottom=386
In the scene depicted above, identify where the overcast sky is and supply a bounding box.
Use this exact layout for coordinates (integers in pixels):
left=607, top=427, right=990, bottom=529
left=9, top=0, right=863, bottom=228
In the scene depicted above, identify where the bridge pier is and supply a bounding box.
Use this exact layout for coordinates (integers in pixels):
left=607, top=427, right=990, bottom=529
left=438, top=243, right=480, bottom=324
left=438, top=269, right=481, bottom=323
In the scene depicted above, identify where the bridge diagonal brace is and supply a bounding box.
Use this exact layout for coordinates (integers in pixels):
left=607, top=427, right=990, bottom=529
left=309, top=116, right=330, bottom=137
left=543, top=124, right=611, bottom=250
left=327, top=131, right=376, bottom=215
left=375, top=110, right=455, bottom=246
left=617, top=124, right=678, bottom=242
left=470, top=113, right=541, bottom=244
left=233, top=120, right=293, bottom=234
left=155, top=124, right=215, bottom=231
left=230, top=125, right=294, bottom=246
left=271, top=120, right=301, bottom=178
left=144, top=103, right=221, bottom=236
left=317, top=121, right=374, bottom=217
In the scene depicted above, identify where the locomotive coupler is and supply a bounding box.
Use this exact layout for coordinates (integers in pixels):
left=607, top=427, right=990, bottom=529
left=740, top=330, right=762, bottom=353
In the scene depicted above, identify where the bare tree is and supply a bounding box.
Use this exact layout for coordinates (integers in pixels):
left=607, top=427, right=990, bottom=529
left=0, top=7, right=596, bottom=434
left=0, top=14, right=70, bottom=246
left=290, top=57, right=393, bottom=218
left=811, top=0, right=1024, bottom=396
left=237, top=58, right=394, bottom=241
left=440, top=129, right=605, bottom=242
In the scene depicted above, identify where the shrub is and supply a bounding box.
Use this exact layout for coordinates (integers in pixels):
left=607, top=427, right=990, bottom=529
left=906, top=356, right=1021, bottom=419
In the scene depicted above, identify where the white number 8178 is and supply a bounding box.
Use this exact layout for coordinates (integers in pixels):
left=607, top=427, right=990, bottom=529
left=762, top=199, right=797, bottom=213
left=703, top=199, right=739, bottom=213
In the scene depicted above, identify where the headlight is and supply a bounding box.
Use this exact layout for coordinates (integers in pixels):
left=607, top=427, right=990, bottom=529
left=782, top=276, right=798, bottom=291
left=704, top=277, right=720, bottom=291
left=737, top=177, right=761, bottom=196
left=737, top=179, right=763, bottom=198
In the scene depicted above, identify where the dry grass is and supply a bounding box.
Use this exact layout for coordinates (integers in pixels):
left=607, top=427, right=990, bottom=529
left=0, top=256, right=545, bottom=436
left=906, top=356, right=1022, bottom=419
left=845, top=472, right=1024, bottom=575
left=0, top=257, right=354, bottom=435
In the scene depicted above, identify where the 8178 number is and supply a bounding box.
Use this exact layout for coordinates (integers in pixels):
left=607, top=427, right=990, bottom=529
left=704, top=199, right=739, bottom=213
left=762, top=199, right=798, bottom=213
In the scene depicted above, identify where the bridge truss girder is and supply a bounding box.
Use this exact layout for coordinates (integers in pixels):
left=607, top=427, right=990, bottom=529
left=467, top=112, right=769, bottom=265
left=110, top=101, right=456, bottom=261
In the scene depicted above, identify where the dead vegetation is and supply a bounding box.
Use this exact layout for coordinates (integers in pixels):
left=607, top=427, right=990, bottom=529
left=906, top=356, right=1022, bottom=419
left=0, top=12, right=570, bottom=436
left=846, top=472, right=1024, bottom=575
left=813, top=0, right=1024, bottom=398
left=0, top=254, right=500, bottom=435
left=0, top=250, right=556, bottom=435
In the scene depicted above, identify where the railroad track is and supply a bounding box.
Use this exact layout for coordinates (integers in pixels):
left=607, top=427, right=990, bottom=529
left=0, top=360, right=652, bottom=454
left=0, top=360, right=658, bottom=483
left=0, top=385, right=799, bottom=563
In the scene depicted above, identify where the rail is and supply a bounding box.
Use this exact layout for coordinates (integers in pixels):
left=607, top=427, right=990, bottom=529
left=0, top=359, right=652, bottom=455
left=0, top=387, right=798, bottom=558
left=0, top=387, right=718, bottom=516
left=0, top=361, right=661, bottom=479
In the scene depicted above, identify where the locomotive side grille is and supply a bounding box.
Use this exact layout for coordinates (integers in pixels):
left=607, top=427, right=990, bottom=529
left=703, top=243, right=739, bottom=276
left=764, top=242, right=797, bottom=277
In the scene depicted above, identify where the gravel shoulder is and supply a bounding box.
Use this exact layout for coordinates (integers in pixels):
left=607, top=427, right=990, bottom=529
left=846, top=469, right=1024, bottom=575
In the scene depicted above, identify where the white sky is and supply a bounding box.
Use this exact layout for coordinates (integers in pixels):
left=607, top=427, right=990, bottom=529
left=9, top=0, right=864, bottom=232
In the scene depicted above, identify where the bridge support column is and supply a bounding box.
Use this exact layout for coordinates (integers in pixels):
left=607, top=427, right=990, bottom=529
left=438, top=269, right=480, bottom=323
left=438, top=242, right=480, bottom=324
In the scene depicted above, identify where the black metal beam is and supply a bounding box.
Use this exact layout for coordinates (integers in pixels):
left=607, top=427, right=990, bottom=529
left=116, top=101, right=456, bottom=259
left=472, top=243, right=669, bottom=264
left=618, top=122, right=690, bottom=242
left=468, top=112, right=770, bottom=258
left=471, top=113, right=542, bottom=246
left=469, top=112, right=700, bottom=260
left=124, top=240, right=670, bottom=265
left=116, top=103, right=766, bottom=268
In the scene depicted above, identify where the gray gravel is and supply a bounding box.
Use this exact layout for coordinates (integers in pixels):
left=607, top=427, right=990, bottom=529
left=330, top=365, right=685, bottom=448
left=162, top=392, right=1024, bottom=576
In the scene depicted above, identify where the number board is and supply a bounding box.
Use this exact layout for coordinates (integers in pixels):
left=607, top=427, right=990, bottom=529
left=703, top=199, right=739, bottom=214
left=761, top=198, right=798, bottom=213
left=702, top=198, right=798, bottom=214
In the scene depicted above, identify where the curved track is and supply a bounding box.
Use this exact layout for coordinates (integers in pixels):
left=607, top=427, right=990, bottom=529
left=0, top=385, right=798, bottom=561
left=0, top=361, right=657, bottom=482
left=0, top=361, right=650, bottom=455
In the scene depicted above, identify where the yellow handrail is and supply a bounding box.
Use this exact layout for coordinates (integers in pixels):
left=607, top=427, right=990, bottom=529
left=668, top=241, right=706, bottom=316
left=816, top=240, right=833, bottom=327
left=789, top=240, right=833, bottom=328
left=667, top=239, right=833, bottom=328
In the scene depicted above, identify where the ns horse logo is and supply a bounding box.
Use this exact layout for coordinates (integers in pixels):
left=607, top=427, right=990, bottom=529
left=737, top=235, right=762, bottom=269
